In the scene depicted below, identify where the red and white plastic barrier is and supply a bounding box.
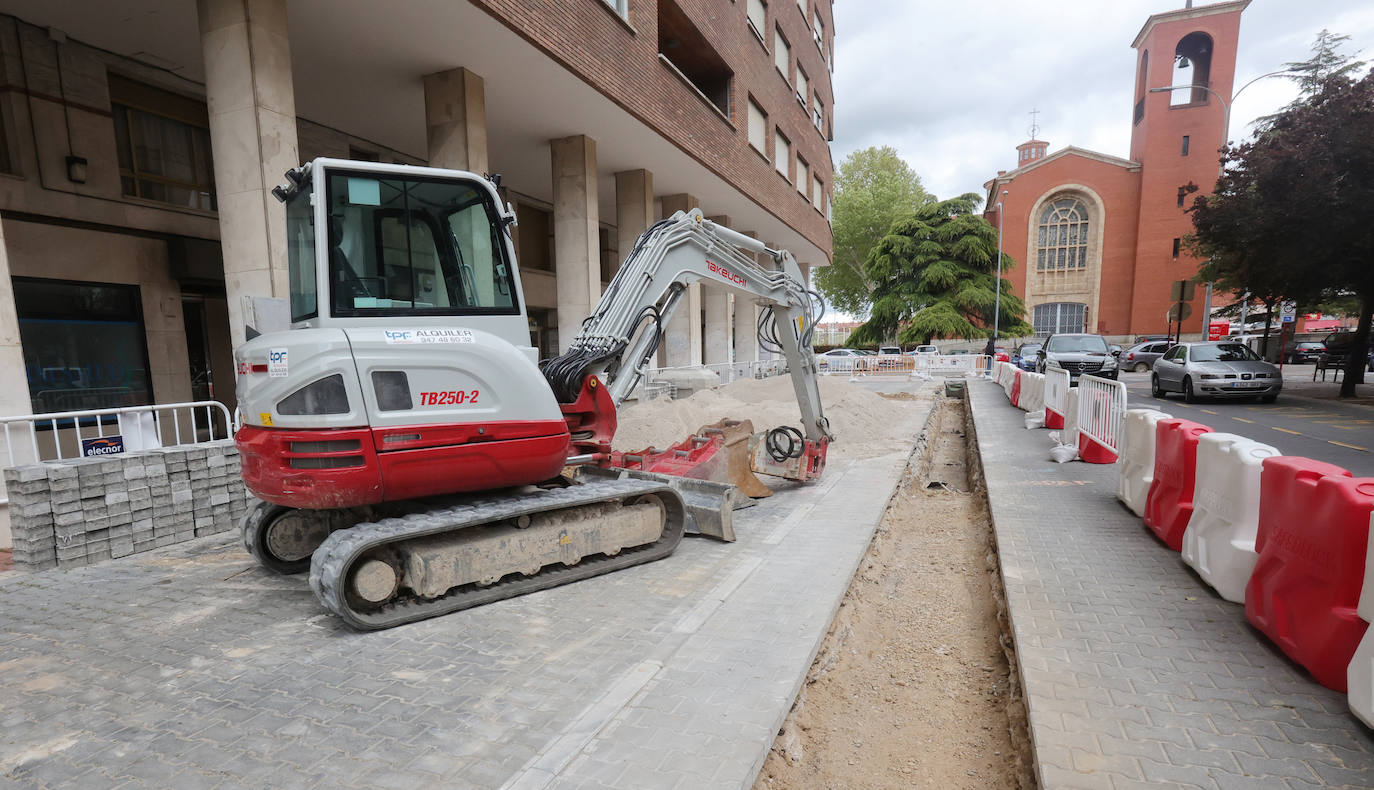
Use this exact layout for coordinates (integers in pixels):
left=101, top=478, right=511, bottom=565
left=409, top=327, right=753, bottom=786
left=1143, top=418, right=1213, bottom=551
left=1347, top=515, right=1374, bottom=726
left=1115, top=408, right=1172, bottom=518
left=1018, top=372, right=1045, bottom=414
left=1042, top=367, right=1070, bottom=430
left=1246, top=458, right=1369, bottom=692
left=1075, top=374, right=1127, bottom=464
left=1010, top=370, right=1023, bottom=408
left=1180, top=433, right=1280, bottom=603
left=1060, top=388, right=1080, bottom=449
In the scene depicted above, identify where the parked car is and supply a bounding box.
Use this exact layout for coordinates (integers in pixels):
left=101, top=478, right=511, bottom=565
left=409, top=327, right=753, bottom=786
left=878, top=346, right=903, bottom=356
left=1036, top=333, right=1119, bottom=382
left=815, top=348, right=860, bottom=371
left=1150, top=341, right=1281, bottom=403
left=1134, top=335, right=1171, bottom=345
left=1282, top=341, right=1326, bottom=364
left=1320, top=331, right=1374, bottom=372
left=911, top=344, right=939, bottom=356
left=1121, top=340, right=1172, bottom=372
left=1011, top=343, right=1042, bottom=372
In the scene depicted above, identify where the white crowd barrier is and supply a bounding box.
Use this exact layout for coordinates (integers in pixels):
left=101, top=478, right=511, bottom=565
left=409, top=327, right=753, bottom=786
left=1018, top=372, right=1045, bottom=414
left=1076, top=375, right=1128, bottom=463
left=915, top=354, right=992, bottom=380
left=1043, top=367, right=1070, bottom=429
left=1061, top=387, right=1080, bottom=449
left=1115, top=408, right=1173, bottom=517
left=1348, top=523, right=1374, bottom=728
left=1180, top=433, right=1280, bottom=603
left=850, top=354, right=915, bottom=380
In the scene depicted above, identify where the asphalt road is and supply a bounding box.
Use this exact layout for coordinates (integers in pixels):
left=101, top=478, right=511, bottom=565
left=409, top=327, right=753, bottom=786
left=1119, top=370, right=1374, bottom=477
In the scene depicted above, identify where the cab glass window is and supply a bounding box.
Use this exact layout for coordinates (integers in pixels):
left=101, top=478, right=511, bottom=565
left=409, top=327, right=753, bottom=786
left=286, top=189, right=317, bottom=322
left=326, top=171, right=517, bottom=317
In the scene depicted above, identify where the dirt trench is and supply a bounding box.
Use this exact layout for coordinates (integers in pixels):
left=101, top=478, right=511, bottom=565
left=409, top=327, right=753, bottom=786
left=753, top=392, right=1035, bottom=790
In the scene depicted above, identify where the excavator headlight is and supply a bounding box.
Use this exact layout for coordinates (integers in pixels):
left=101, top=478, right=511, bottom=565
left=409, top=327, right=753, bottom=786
left=277, top=374, right=350, bottom=415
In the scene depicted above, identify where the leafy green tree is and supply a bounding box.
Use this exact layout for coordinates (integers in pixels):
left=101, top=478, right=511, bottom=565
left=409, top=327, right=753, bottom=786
left=848, top=193, right=1031, bottom=347
left=1189, top=57, right=1374, bottom=395
left=815, top=147, right=933, bottom=316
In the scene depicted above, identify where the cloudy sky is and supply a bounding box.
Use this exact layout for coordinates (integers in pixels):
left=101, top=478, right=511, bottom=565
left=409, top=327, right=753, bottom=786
left=830, top=0, right=1374, bottom=201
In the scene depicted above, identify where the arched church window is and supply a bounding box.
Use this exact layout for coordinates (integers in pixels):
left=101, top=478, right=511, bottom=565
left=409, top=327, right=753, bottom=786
left=1172, top=32, right=1213, bottom=106
left=1036, top=197, right=1089, bottom=271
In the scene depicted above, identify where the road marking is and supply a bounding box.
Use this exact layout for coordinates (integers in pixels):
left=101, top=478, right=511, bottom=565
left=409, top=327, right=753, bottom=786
left=1329, top=440, right=1369, bottom=452
left=1233, top=417, right=1255, bottom=424
left=1200, top=409, right=1218, bottom=415
left=1273, top=427, right=1302, bottom=435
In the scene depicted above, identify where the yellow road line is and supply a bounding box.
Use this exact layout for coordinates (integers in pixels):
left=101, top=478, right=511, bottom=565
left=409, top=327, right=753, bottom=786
left=1233, top=417, right=1255, bottom=424
left=1200, top=409, right=1218, bottom=415
left=1273, top=427, right=1302, bottom=435
left=1329, top=440, right=1369, bottom=451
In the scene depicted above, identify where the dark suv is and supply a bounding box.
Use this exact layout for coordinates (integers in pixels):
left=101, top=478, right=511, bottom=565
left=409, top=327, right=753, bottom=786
left=1321, top=332, right=1374, bottom=372
left=1037, top=333, right=1120, bottom=383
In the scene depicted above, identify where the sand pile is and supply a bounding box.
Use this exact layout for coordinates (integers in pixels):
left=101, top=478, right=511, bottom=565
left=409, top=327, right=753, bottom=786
left=614, top=376, right=929, bottom=461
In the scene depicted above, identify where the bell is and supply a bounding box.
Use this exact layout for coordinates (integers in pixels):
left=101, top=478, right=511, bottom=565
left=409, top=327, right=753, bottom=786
left=1177, top=55, right=1191, bottom=69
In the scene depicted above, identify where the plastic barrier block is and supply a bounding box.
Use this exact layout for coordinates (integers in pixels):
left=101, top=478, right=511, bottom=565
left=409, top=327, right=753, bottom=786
left=1020, top=372, right=1045, bottom=415
left=1180, top=433, right=1280, bottom=603
left=1142, top=418, right=1212, bottom=551
left=1115, top=408, right=1172, bottom=518
left=1011, top=371, right=1022, bottom=408
left=1347, top=518, right=1374, bottom=727
left=1061, top=388, right=1080, bottom=449
left=1245, top=457, right=1366, bottom=692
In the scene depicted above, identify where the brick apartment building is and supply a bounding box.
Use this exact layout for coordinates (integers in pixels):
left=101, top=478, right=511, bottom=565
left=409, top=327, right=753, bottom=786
left=983, top=0, right=1245, bottom=339
left=0, top=0, right=835, bottom=423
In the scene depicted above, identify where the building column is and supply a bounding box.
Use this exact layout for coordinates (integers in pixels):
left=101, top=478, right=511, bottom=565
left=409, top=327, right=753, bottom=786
left=551, top=135, right=600, bottom=353
left=733, top=230, right=761, bottom=363
left=660, top=193, right=700, bottom=367
left=197, top=0, right=299, bottom=348
left=615, top=169, right=653, bottom=276
left=423, top=67, right=487, bottom=173
left=703, top=215, right=734, bottom=365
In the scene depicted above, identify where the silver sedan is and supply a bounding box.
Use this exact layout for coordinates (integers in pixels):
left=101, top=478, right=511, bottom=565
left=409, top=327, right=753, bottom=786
left=1151, top=341, right=1282, bottom=403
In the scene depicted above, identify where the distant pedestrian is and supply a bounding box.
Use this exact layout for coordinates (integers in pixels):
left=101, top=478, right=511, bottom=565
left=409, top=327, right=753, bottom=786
left=984, top=337, right=996, bottom=357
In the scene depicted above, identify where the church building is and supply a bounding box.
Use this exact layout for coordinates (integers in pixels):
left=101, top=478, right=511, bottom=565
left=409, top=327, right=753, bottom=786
left=983, top=0, right=1248, bottom=339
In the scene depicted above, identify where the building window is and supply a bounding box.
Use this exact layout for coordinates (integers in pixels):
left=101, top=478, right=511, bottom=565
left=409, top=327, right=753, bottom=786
left=1172, top=237, right=1181, bottom=258
left=1177, top=187, right=1187, bottom=208
left=1181, top=135, right=1190, bottom=156
left=796, top=156, right=808, bottom=196
left=775, top=131, right=791, bottom=180
left=812, top=174, right=823, bottom=210
left=600, top=0, right=628, bottom=18
left=796, top=67, right=808, bottom=106
left=748, top=99, right=768, bottom=154
left=15, top=278, right=154, bottom=413
left=747, top=0, right=767, bottom=40
left=659, top=0, right=734, bottom=115
left=813, top=11, right=825, bottom=50
left=1035, top=197, right=1088, bottom=271
left=1172, top=32, right=1214, bottom=106
left=1033, top=302, right=1087, bottom=336
left=110, top=76, right=216, bottom=211
left=774, top=28, right=790, bottom=80
left=812, top=94, right=824, bottom=132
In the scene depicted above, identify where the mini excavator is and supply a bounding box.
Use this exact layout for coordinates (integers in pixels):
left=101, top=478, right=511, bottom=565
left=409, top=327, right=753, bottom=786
left=233, top=158, right=831, bottom=629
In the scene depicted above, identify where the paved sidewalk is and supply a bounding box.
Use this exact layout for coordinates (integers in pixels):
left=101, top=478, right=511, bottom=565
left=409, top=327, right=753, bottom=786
left=969, top=379, right=1374, bottom=790
left=0, top=384, right=932, bottom=790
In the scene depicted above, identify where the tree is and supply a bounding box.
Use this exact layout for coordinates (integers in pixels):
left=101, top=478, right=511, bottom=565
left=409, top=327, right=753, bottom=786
left=847, top=193, right=1031, bottom=347
left=1189, top=64, right=1374, bottom=395
left=815, top=147, right=933, bottom=316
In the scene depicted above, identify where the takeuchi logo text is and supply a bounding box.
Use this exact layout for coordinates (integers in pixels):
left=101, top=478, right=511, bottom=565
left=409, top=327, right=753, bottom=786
left=707, top=260, right=746, bottom=286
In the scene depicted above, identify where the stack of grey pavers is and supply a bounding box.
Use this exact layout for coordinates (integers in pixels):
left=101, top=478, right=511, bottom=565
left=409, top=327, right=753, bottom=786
left=5, top=438, right=256, bottom=570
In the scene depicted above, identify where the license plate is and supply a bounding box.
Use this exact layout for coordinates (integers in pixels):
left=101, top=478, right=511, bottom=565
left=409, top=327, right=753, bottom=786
left=1231, top=381, right=1263, bottom=388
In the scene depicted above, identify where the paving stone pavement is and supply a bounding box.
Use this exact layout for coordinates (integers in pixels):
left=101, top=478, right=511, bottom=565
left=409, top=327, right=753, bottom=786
left=969, top=379, right=1374, bottom=790
left=0, top=383, right=933, bottom=790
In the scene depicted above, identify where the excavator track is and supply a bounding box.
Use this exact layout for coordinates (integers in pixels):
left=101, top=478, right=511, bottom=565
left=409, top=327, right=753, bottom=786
left=309, top=477, right=686, bottom=630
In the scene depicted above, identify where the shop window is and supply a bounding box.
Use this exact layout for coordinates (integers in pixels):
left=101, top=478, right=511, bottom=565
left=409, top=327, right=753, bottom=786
left=15, top=278, right=153, bottom=413
left=110, top=75, right=215, bottom=211
left=658, top=0, right=734, bottom=116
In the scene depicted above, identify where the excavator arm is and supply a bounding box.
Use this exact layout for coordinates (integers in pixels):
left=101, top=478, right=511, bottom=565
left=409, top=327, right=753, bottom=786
left=544, top=209, right=832, bottom=486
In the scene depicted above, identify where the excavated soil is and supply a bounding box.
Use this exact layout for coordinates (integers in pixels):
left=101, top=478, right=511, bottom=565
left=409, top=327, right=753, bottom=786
left=753, top=394, right=1035, bottom=790
left=614, top=376, right=923, bottom=461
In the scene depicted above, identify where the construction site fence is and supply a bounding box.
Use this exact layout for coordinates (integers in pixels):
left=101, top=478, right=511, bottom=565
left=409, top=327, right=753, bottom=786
left=848, top=354, right=992, bottom=381
left=1075, top=374, right=1129, bottom=463
left=0, top=400, right=236, bottom=505
left=643, top=359, right=788, bottom=399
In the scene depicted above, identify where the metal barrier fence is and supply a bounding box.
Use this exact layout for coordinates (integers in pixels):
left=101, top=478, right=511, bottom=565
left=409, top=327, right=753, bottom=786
left=1076, top=374, right=1128, bottom=461
left=1043, top=367, right=1071, bottom=424
left=0, top=400, right=236, bottom=504
left=643, top=359, right=788, bottom=398
left=848, top=354, right=994, bottom=382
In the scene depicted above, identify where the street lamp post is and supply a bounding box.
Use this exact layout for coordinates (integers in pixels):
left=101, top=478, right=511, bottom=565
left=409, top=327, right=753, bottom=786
left=993, top=189, right=1007, bottom=344
left=1148, top=70, right=1295, bottom=340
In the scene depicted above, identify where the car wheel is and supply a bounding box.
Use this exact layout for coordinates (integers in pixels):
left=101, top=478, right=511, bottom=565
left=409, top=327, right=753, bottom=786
left=1151, top=374, right=1166, bottom=399
left=1133, top=362, right=1149, bottom=373
left=1183, top=376, right=1197, bottom=403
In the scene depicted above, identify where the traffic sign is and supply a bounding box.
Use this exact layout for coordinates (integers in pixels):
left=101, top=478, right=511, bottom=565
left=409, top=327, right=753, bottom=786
left=1168, top=302, right=1193, bottom=322
left=1280, top=301, right=1297, bottom=324
left=1170, top=280, right=1196, bottom=302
